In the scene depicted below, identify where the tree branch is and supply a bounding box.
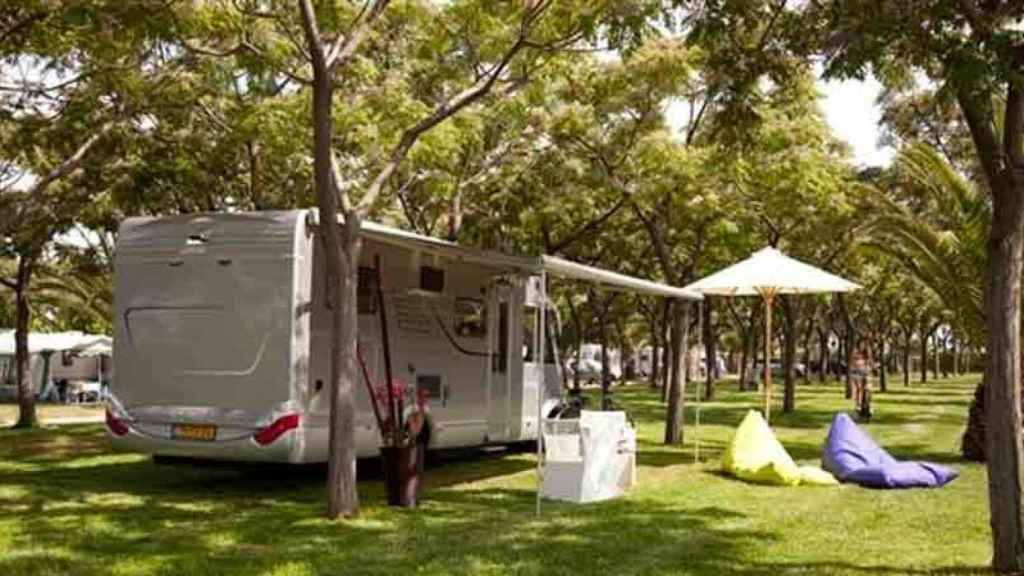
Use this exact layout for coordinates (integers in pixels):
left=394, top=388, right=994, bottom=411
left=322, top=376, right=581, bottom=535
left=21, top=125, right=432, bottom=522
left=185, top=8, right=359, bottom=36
left=354, top=26, right=533, bottom=215
left=31, top=122, right=114, bottom=197
left=956, top=86, right=1003, bottom=188
left=548, top=194, right=629, bottom=254
left=326, top=0, right=391, bottom=71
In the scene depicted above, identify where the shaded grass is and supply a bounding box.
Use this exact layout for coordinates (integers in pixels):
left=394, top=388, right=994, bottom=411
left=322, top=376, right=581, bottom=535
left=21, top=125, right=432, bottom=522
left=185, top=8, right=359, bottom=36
left=0, top=375, right=990, bottom=575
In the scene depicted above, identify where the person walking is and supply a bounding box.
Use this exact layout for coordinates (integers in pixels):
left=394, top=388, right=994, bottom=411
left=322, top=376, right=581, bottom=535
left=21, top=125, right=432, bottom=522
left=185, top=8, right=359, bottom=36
left=851, top=338, right=873, bottom=421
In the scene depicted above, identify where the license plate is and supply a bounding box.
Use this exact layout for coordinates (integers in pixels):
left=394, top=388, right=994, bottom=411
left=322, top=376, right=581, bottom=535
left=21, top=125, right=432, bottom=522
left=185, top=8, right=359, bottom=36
left=171, top=423, right=217, bottom=442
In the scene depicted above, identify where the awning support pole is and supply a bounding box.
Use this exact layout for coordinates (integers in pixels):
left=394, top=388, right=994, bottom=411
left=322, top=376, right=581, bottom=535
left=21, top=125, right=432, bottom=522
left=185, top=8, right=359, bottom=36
left=536, top=270, right=547, bottom=516
left=695, top=300, right=703, bottom=463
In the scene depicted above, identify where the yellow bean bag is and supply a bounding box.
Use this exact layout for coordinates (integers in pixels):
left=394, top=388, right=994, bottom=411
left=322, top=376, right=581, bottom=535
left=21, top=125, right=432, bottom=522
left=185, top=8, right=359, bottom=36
left=722, top=410, right=838, bottom=487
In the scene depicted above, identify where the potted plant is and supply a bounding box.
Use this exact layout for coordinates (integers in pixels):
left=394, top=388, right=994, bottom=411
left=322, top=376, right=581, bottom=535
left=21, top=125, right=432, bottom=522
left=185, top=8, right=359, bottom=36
left=354, top=254, right=427, bottom=508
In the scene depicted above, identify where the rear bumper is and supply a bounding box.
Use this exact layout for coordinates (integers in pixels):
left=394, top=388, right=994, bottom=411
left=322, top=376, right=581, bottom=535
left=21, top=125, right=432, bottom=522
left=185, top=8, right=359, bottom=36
left=108, top=425, right=301, bottom=463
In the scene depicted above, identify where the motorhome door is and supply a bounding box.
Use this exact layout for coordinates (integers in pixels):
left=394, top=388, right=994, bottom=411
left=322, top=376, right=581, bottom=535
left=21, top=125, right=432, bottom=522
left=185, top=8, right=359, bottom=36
left=487, top=281, right=513, bottom=441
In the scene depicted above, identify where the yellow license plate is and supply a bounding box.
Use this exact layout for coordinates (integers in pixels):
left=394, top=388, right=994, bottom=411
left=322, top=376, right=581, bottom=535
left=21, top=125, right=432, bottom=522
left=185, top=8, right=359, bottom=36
left=171, top=423, right=217, bottom=442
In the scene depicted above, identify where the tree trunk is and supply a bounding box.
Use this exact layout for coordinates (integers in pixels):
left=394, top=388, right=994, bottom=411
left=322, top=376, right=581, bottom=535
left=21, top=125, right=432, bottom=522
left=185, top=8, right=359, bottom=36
left=738, top=335, right=749, bottom=392
left=12, top=257, right=37, bottom=430
left=661, top=300, right=672, bottom=402
left=748, top=310, right=760, bottom=392
left=781, top=296, right=797, bottom=413
left=801, top=315, right=814, bottom=385
left=566, top=294, right=583, bottom=391
left=953, top=334, right=960, bottom=376
left=307, top=45, right=359, bottom=519
left=703, top=300, right=715, bottom=401
left=648, top=304, right=660, bottom=389
left=984, top=194, right=1024, bottom=572
left=920, top=325, right=929, bottom=383
left=903, top=331, right=911, bottom=387
left=932, top=332, right=940, bottom=380
left=599, top=308, right=610, bottom=409
left=878, top=338, right=888, bottom=393
left=818, top=326, right=828, bottom=383
left=326, top=219, right=362, bottom=519
left=664, top=300, right=688, bottom=444
left=838, top=296, right=853, bottom=399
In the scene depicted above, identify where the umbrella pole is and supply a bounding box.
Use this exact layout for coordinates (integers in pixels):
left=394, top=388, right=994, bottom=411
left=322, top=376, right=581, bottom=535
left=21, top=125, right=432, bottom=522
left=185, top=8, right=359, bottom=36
left=695, top=300, right=703, bottom=463
left=763, top=291, right=775, bottom=424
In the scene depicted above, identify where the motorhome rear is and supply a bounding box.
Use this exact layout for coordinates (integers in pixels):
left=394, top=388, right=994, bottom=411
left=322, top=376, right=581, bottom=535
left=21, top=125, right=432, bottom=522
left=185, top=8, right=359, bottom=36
left=109, top=210, right=562, bottom=462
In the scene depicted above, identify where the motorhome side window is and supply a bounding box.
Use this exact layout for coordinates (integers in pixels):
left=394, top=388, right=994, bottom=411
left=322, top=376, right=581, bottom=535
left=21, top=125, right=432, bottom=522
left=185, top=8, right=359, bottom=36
left=453, top=298, right=486, bottom=338
left=419, top=266, right=444, bottom=292
left=522, top=306, right=556, bottom=364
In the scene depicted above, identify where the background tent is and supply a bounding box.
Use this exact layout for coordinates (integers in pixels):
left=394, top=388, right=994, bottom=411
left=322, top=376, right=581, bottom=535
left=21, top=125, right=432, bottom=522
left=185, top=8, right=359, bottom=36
left=0, top=331, right=112, bottom=399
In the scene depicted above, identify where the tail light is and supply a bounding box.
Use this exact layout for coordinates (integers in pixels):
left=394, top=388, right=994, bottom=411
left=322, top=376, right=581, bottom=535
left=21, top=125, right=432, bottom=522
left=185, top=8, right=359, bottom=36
left=105, top=408, right=131, bottom=436
left=253, top=413, right=300, bottom=446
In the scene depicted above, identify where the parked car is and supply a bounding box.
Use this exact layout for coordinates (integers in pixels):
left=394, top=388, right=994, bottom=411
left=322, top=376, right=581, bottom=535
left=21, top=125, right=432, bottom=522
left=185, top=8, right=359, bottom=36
left=750, top=360, right=806, bottom=381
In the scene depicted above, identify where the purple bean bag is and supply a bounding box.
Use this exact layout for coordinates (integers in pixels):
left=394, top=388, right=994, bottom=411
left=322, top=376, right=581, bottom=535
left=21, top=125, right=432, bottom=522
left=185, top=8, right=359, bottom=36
left=822, top=413, right=958, bottom=489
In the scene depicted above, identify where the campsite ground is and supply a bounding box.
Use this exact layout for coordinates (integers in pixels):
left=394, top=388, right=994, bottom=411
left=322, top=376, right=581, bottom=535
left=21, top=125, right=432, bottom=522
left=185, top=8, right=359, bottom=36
left=0, top=403, right=103, bottom=427
left=0, top=376, right=989, bottom=575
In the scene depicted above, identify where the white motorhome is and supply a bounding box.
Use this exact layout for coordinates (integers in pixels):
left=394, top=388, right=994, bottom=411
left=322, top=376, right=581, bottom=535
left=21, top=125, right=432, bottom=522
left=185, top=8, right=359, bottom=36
left=108, top=210, right=698, bottom=463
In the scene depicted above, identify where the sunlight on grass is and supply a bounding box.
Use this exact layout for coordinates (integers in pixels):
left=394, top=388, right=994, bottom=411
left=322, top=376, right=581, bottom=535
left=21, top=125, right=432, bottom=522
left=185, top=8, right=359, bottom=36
left=0, top=376, right=991, bottom=575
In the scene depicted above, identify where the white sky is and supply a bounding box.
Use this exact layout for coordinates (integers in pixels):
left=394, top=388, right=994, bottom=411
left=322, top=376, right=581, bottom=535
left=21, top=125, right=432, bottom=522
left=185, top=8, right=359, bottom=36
left=818, top=75, right=894, bottom=167
left=666, top=76, right=894, bottom=168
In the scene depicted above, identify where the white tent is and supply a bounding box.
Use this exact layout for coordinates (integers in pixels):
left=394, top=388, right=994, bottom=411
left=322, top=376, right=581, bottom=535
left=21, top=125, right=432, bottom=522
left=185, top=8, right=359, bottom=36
left=0, top=331, right=111, bottom=356
left=0, top=331, right=112, bottom=399
left=683, top=247, right=859, bottom=422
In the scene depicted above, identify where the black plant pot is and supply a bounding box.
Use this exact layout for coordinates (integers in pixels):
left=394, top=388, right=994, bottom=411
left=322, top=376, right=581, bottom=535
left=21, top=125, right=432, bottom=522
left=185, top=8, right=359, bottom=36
left=380, top=444, right=421, bottom=507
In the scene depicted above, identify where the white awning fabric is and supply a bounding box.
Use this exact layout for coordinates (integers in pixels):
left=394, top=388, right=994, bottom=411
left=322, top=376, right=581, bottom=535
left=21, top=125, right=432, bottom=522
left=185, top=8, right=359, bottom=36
left=541, top=256, right=701, bottom=300
left=355, top=217, right=700, bottom=300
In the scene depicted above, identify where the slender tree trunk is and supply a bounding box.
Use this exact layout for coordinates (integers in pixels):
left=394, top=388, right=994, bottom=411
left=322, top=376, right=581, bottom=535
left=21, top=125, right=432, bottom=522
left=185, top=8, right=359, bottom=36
left=781, top=296, right=798, bottom=413
left=838, top=296, right=853, bottom=399
left=648, top=305, right=660, bottom=389
left=932, top=332, right=940, bottom=380
left=878, top=338, right=887, bottom=393
left=703, top=300, right=715, bottom=400
left=661, top=300, right=672, bottom=402
left=327, top=225, right=362, bottom=517
left=953, top=334, right=960, bottom=376
left=801, top=315, right=814, bottom=385
left=664, top=300, right=688, bottom=444
left=748, top=311, right=760, bottom=392
left=12, top=257, right=37, bottom=430
left=306, top=37, right=359, bottom=518
left=903, top=331, right=911, bottom=387
left=566, top=295, right=583, bottom=391
left=599, top=308, right=610, bottom=408
left=738, top=336, right=749, bottom=392
left=818, top=327, right=828, bottom=383
left=920, top=325, right=929, bottom=383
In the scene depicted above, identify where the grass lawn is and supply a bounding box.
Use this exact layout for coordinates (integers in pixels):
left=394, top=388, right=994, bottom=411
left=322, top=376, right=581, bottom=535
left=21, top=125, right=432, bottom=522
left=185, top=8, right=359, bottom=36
left=0, top=375, right=989, bottom=575
left=0, top=403, right=103, bottom=426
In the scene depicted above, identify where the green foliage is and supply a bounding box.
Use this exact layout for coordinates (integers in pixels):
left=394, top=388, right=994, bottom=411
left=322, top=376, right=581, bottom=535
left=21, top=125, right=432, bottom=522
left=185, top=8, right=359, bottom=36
left=864, top=143, right=989, bottom=340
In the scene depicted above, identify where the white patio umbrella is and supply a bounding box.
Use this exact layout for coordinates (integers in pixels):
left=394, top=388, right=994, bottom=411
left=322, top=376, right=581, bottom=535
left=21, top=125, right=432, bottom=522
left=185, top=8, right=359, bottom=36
left=683, top=247, right=860, bottom=423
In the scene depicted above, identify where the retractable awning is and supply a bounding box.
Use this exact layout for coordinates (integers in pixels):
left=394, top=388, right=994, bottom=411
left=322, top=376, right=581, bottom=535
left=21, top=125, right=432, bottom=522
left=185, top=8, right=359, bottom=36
left=540, top=255, right=701, bottom=300
left=355, top=218, right=700, bottom=300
